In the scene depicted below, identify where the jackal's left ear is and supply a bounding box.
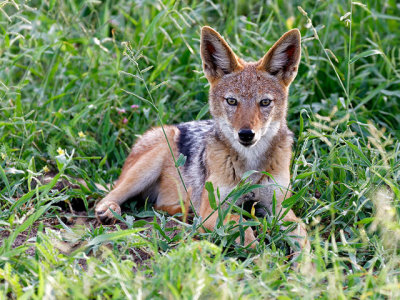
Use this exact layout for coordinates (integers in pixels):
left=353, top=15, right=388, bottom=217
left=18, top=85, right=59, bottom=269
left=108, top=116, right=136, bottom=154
left=258, top=29, right=301, bottom=86
left=201, top=26, right=242, bottom=82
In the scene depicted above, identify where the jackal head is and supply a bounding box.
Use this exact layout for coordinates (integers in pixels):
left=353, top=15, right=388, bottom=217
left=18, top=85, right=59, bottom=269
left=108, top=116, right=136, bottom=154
left=200, top=26, right=301, bottom=151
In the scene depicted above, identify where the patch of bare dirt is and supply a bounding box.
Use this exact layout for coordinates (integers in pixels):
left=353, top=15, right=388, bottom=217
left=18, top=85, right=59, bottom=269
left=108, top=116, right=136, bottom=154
left=1, top=175, right=193, bottom=271
left=0, top=205, right=189, bottom=271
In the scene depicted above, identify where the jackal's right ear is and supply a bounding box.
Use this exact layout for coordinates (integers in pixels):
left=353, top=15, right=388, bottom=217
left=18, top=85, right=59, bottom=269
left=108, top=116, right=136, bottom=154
left=201, top=26, right=241, bottom=82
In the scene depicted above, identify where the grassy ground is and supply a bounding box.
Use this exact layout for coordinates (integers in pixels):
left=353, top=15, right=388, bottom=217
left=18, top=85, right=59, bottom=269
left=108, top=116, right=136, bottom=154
left=1, top=0, right=400, bottom=298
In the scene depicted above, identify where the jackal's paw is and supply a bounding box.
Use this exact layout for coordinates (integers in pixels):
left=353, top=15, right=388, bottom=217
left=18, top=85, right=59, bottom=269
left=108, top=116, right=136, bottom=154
left=291, top=255, right=316, bottom=274
left=95, top=201, right=121, bottom=224
left=237, top=228, right=258, bottom=249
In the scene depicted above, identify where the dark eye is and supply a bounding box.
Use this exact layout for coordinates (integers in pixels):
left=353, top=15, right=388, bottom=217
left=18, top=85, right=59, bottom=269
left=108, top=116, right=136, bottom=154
left=260, top=99, right=272, bottom=107
left=226, top=97, right=238, bottom=106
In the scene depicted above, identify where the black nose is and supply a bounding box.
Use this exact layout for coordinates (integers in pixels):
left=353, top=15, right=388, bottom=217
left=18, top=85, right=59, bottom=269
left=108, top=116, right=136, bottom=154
left=238, top=129, right=255, bottom=143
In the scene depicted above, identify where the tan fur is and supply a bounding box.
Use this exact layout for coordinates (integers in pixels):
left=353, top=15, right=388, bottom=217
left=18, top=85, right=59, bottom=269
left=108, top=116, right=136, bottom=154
left=95, top=26, right=309, bottom=254
left=96, top=126, right=187, bottom=220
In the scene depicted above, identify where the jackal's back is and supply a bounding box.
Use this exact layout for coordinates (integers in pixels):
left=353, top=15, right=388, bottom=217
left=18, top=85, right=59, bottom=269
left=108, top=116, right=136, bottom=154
left=176, top=120, right=214, bottom=211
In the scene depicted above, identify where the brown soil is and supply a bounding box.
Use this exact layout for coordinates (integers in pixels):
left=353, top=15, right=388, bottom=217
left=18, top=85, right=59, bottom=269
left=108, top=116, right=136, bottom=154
left=0, top=208, right=187, bottom=270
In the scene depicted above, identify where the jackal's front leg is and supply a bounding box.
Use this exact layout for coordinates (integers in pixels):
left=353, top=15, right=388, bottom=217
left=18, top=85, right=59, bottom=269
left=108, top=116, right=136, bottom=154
left=277, top=205, right=310, bottom=254
left=199, top=189, right=257, bottom=248
left=258, top=183, right=310, bottom=254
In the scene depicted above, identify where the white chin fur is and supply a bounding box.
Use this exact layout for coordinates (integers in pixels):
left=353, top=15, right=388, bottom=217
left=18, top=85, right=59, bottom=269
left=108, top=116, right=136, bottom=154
left=218, top=119, right=281, bottom=170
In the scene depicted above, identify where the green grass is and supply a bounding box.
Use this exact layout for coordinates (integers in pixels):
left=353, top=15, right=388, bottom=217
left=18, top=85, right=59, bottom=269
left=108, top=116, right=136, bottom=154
left=1, top=0, right=400, bottom=298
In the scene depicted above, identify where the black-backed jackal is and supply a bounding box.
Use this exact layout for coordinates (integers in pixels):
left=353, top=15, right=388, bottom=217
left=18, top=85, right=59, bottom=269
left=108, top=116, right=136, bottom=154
left=96, top=26, right=309, bottom=253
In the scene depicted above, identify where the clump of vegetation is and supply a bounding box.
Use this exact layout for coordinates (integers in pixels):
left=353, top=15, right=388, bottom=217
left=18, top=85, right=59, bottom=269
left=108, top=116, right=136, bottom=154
left=1, top=0, right=399, bottom=298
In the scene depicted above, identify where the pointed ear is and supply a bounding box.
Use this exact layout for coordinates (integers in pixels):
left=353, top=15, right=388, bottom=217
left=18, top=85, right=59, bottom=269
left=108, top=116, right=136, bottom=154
left=200, top=26, right=241, bottom=82
left=258, top=29, right=301, bottom=86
